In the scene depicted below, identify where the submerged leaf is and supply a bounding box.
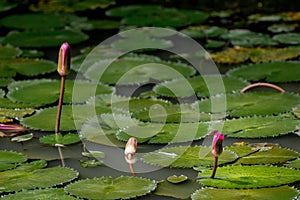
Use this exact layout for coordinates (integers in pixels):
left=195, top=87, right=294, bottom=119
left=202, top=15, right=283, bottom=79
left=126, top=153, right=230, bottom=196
left=191, top=186, right=299, bottom=200
left=65, top=176, right=156, bottom=199
left=198, top=165, right=300, bottom=188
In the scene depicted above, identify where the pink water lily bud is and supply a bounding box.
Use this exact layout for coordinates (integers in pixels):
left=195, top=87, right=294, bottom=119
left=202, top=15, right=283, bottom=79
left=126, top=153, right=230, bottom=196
left=0, top=124, right=27, bottom=132
left=211, top=130, right=224, bottom=157
left=125, top=137, right=138, bottom=156
left=57, top=42, right=71, bottom=76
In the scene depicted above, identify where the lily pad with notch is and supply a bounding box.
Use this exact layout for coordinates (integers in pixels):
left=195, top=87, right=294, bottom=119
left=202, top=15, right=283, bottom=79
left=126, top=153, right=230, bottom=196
left=65, top=176, right=157, bottom=199
left=0, top=150, right=27, bottom=171
left=0, top=45, right=22, bottom=59
left=39, top=133, right=80, bottom=146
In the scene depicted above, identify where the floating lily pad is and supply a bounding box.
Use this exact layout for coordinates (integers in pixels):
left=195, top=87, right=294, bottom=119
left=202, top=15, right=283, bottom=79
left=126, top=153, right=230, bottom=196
left=0, top=165, right=78, bottom=193
left=106, top=5, right=209, bottom=27
left=285, top=158, right=300, bottom=169
left=8, top=79, right=113, bottom=107
left=191, top=185, right=299, bottom=200
left=84, top=55, right=195, bottom=85
left=142, top=146, right=237, bottom=168
left=89, top=19, right=120, bottom=29
left=0, top=150, right=27, bottom=171
left=11, top=133, right=34, bottom=143
left=29, top=0, right=115, bottom=13
left=205, top=40, right=227, bottom=49
left=198, top=165, right=300, bottom=188
left=196, top=92, right=300, bottom=117
left=0, top=107, right=35, bottom=122
left=155, top=179, right=201, bottom=199
left=293, top=105, right=300, bottom=119
left=0, top=13, right=85, bottom=30
left=273, top=33, right=300, bottom=45
left=65, top=176, right=156, bottom=199
left=117, top=121, right=210, bottom=144
left=21, top=49, right=44, bottom=58
left=79, top=159, right=103, bottom=168
left=230, top=145, right=299, bottom=164
left=227, top=61, right=300, bottom=82
left=181, top=26, right=228, bottom=39
left=39, top=133, right=80, bottom=146
left=0, top=58, right=56, bottom=78
left=0, top=188, right=78, bottom=200
left=118, top=27, right=176, bottom=38
left=0, top=78, right=13, bottom=87
left=153, top=75, right=248, bottom=98
left=0, top=45, right=22, bottom=59
left=0, top=1, right=17, bottom=13
left=268, top=23, right=296, bottom=33
left=167, top=175, right=188, bottom=183
left=21, top=104, right=117, bottom=131
left=211, top=46, right=300, bottom=64
left=3, top=30, right=89, bottom=47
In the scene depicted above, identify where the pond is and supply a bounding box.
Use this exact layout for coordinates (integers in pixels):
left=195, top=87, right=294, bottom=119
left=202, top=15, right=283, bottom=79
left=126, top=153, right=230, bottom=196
left=0, top=0, right=300, bottom=199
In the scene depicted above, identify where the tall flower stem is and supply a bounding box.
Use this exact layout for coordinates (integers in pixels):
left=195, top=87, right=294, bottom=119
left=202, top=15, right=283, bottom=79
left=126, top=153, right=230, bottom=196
left=211, top=156, right=218, bottom=178
left=55, top=76, right=65, bottom=134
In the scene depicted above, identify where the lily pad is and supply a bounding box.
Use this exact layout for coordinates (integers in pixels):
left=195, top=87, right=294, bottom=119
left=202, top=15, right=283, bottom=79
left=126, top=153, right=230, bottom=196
left=21, top=49, right=44, bottom=58
left=268, top=23, right=296, bottom=33
left=198, top=165, right=300, bottom=188
left=191, top=185, right=299, bottom=200
left=84, top=55, right=195, bottom=85
left=3, top=30, right=89, bottom=47
left=0, top=107, right=35, bottom=122
left=65, top=176, right=157, bottom=199
left=39, top=133, right=80, bottom=146
left=0, top=150, right=27, bottom=171
left=153, top=75, right=248, bottom=98
left=155, top=179, right=201, bottom=199
left=285, top=158, right=300, bottom=169
left=89, top=19, right=120, bottom=30
left=8, top=79, right=113, bottom=107
left=142, top=146, right=237, bottom=168
left=196, top=92, right=300, bottom=117
left=0, top=58, right=56, bottom=78
left=227, top=61, right=300, bottom=82
left=0, top=45, right=22, bottom=59
left=21, top=104, right=114, bottom=131
left=0, top=188, right=78, bottom=200
left=293, top=105, right=300, bottom=119
left=0, top=78, right=14, bottom=87
left=0, top=1, right=17, bottom=13
left=273, top=33, right=300, bottom=45
left=181, top=26, right=228, bottom=39
left=0, top=165, right=78, bottom=193
left=79, top=159, right=103, bottom=168
left=117, top=121, right=210, bottom=144
left=106, top=5, right=209, bottom=27
left=0, top=13, right=85, bottom=30
left=11, top=133, right=34, bottom=143
left=167, top=175, right=188, bottom=183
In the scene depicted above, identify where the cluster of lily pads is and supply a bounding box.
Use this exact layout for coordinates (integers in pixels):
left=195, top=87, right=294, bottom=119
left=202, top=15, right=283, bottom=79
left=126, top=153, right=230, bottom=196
left=0, top=1, right=300, bottom=199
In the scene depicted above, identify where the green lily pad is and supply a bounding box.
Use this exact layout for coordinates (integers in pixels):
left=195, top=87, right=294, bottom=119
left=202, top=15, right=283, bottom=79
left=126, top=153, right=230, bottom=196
left=29, top=0, right=115, bottom=13
left=39, top=133, right=80, bottom=146
left=196, top=92, right=300, bottom=117
left=21, top=104, right=117, bottom=131
left=0, top=45, right=22, bottom=59
left=191, top=185, right=299, bottom=200
left=273, top=33, right=300, bottom=45
left=0, top=150, right=27, bottom=171
left=227, top=61, right=300, bottom=82
left=8, top=79, right=113, bottom=107
left=117, top=121, right=210, bottom=144
left=205, top=40, right=227, bottom=49
left=142, top=146, right=237, bottom=168
left=167, top=175, right=188, bottom=183
left=21, top=49, right=44, bottom=58
left=84, top=55, right=195, bottom=85
left=79, top=159, right=103, bottom=168
left=229, top=145, right=299, bottom=164
left=106, top=5, right=209, bottom=27
left=181, top=26, right=228, bottom=39
left=0, top=78, right=13, bottom=87
left=0, top=107, right=35, bottom=122
left=198, top=165, right=300, bottom=188
left=0, top=13, right=85, bottom=30
left=0, top=58, right=56, bottom=78
left=80, top=113, right=140, bottom=146
left=3, top=30, right=89, bottom=47
left=65, top=176, right=157, bottom=199
left=119, top=27, right=176, bottom=38
left=0, top=1, right=17, bottom=13
left=11, top=133, right=34, bottom=143
left=153, top=75, right=248, bottom=98
left=211, top=46, right=300, bottom=64
left=293, top=105, right=300, bottom=119
left=155, top=179, right=201, bottom=199
left=285, top=158, right=300, bottom=169
left=0, top=165, right=78, bottom=193
left=268, top=23, right=296, bottom=33
left=89, top=19, right=121, bottom=29
left=0, top=188, right=78, bottom=200
left=215, top=115, right=300, bottom=138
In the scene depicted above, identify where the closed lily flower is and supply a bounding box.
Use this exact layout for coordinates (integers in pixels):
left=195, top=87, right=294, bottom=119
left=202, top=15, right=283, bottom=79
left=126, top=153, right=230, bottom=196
left=57, top=42, right=71, bottom=76
left=0, top=124, right=27, bottom=132
left=210, top=130, right=224, bottom=178
left=124, top=137, right=138, bottom=176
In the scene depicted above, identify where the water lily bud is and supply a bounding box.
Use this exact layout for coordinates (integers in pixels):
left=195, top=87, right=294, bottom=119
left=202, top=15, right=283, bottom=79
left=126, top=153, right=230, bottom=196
left=57, top=42, right=71, bottom=76
left=0, top=124, right=27, bottom=132
left=211, top=130, right=224, bottom=157
left=125, top=137, right=138, bottom=156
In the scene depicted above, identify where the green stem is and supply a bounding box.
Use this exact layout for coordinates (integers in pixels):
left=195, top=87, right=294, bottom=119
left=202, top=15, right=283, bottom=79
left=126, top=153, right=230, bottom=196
left=211, top=156, right=218, bottom=178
